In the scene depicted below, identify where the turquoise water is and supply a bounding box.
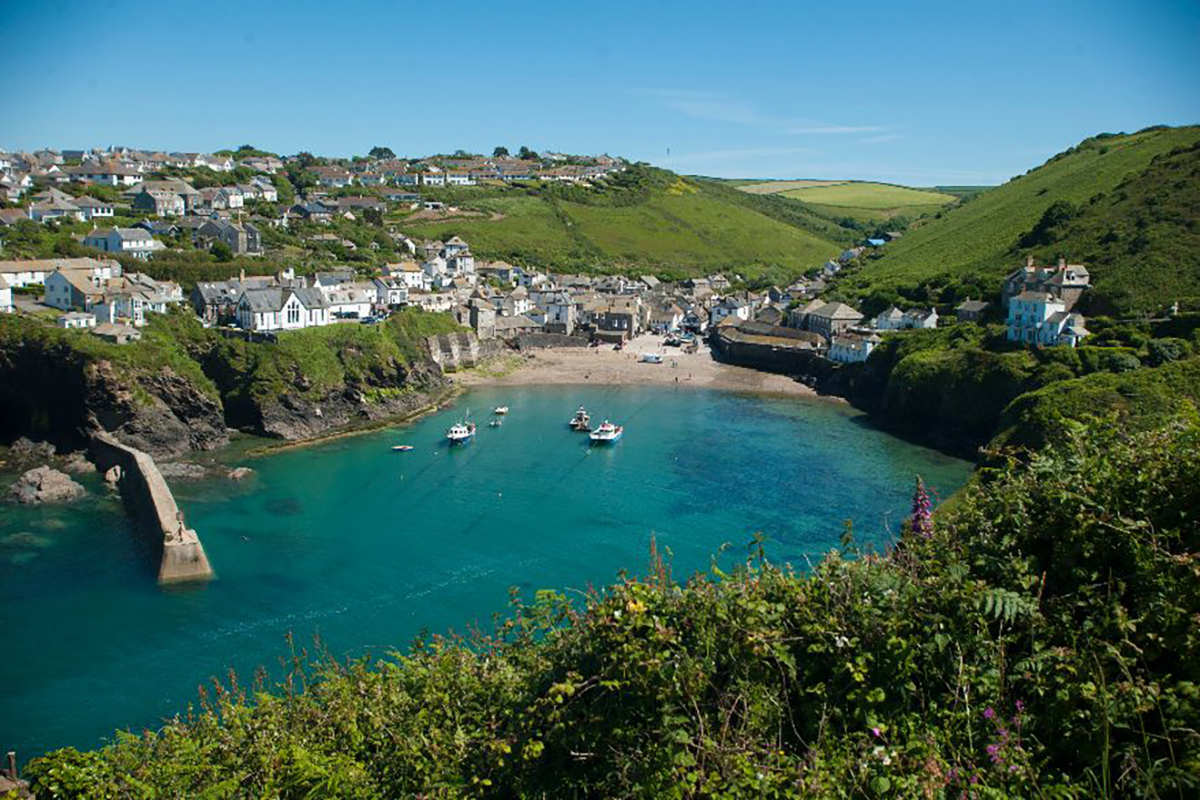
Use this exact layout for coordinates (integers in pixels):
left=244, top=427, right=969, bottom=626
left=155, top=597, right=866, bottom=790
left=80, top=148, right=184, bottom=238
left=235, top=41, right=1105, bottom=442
left=0, top=386, right=970, bottom=760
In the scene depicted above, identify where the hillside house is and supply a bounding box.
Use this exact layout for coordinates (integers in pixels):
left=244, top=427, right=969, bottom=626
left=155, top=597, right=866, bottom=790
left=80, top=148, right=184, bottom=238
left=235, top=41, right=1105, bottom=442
left=373, top=277, right=410, bottom=307
left=828, top=332, right=881, bottom=363
left=711, top=297, right=751, bottom=327
left=805, top=302, right=864, bottom=340
left=237, top=286, right=330, bottom=331
left=84, top=227, right=164, bottom=259
left=0, top=257, right=119, bottom=289
left=44, top=268, right=106, bottom=310
left=0, top=275, right=12, bottom=313
left=196, top=219, right=262, bottom=255
left=325, top=283, right=375, bottom=318
left=74, top=196, right=114, bottom=220
left=1006, top=291, right=1091, bottom=347
left=56, top=311, right=97, bottom=329
left=1002, top=256, right=1090, bottom=310
left=955, top=299, right=991, bottom=322
left=872, top=306, right=939, bottom=331
left=545, top=294, right=577, bottom=335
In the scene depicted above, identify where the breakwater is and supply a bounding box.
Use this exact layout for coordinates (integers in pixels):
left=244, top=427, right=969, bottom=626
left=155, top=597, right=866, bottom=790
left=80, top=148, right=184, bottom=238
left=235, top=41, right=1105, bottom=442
left=89, top=432, right=213, bottom=585
left=710, top=322, right=836, bottom=381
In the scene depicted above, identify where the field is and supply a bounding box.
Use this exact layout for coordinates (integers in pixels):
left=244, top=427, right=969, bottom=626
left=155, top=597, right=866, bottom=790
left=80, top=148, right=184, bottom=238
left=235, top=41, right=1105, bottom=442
left=397, top=168, right=850, bottom=281
left=841, top=125, right=1200, bottom=313
left=736, top=180, right=959, bottom=221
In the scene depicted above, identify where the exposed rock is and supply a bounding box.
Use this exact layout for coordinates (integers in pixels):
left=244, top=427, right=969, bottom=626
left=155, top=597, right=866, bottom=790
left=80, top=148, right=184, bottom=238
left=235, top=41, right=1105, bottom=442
left=85, top=362, right=228, bottom=458
left=255, top=363, right=450, bottom=440
left=61, top=451, right=96, bottom=474
left=227, top=466, right=254, bottom=480
left=9, top=437, right=57, bottom=462
left=157, top=461, right=211, bottom=481
left=104, top=465, right=122, bottom=484
left=8, top=466, right=86, bottom=505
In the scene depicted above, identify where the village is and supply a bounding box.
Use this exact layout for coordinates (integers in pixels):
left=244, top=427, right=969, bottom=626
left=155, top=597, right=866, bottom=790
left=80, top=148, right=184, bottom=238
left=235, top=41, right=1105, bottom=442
left=0, top=145, right=1100, bottom=365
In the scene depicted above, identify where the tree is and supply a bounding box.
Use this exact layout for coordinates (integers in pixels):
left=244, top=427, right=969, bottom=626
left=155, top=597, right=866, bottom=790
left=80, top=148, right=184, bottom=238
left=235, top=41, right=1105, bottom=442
left=294, top=151, right=317, bottom=169
left=211, top=241, right=233, bottom=262
left=517, top=146, right=539, bottom=161
left=493, top=146, right=510, bottom=158
left=369, top=146, right=395, bottom=160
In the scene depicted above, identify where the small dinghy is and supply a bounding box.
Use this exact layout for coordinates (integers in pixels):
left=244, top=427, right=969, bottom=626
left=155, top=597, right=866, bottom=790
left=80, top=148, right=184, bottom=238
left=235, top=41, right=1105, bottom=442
left=392, top=445, right=414, bottom=452
left=494, top=406, right=509, bottom=415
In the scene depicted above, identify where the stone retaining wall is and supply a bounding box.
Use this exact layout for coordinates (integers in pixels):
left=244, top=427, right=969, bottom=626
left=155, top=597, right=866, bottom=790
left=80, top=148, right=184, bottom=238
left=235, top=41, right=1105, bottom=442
left=514, top=332, right=592, bottom=351
left=426, top=332, right=507, bottom=372
left=90, top=432, right=213, bottom=585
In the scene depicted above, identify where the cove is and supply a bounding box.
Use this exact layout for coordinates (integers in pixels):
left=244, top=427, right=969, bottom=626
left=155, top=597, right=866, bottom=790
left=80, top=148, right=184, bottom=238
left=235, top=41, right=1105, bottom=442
left=0, top=386, right=971, bottom=759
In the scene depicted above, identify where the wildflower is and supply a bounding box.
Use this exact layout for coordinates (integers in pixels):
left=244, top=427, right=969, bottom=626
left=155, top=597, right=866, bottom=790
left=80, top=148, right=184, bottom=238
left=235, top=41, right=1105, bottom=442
left=910, top=477, right=934, bottom=538
left=871, top=727, right=882, bottom=738
left=983, top=706, right=995, bottom=720
left=1015, top=699, right=1024, bottom=712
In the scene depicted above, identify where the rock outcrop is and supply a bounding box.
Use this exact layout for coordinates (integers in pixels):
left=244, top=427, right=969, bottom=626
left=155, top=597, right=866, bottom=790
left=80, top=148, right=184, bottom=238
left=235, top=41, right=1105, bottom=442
left=8, top=466, right=86, bottom=505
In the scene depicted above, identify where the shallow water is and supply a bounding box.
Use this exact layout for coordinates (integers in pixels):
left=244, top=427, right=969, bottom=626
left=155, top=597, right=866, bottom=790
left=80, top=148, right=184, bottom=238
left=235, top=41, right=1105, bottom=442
left=0, top=386, right=971, bottom=759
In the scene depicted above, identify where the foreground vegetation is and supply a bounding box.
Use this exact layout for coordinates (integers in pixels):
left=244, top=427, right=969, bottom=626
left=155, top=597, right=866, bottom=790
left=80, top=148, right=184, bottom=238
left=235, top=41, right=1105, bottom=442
left=21, top=419, right=1199, bottom=797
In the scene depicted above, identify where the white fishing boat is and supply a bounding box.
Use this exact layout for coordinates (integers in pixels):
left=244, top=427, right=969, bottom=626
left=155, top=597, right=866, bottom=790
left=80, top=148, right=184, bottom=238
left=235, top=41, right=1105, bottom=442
left=589, top=420, right=623, bottom=444
left=639, top=352, right=663, bottom=364
left=569, top=406, right=591, bottom=431
left=494, top=406, right=509, bottom=415
left=446, top=419, right=476, bottom=444
left=391, top=445, right=414, bottom=452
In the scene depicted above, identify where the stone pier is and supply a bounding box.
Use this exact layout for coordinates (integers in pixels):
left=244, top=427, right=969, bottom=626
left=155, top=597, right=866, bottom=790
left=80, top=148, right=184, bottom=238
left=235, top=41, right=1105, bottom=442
left=90, top=432, right=213, bottom=585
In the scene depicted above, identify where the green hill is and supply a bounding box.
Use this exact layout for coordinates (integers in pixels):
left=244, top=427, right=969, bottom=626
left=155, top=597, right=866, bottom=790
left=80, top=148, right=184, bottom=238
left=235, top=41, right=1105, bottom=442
left=842, top=125, right=1200, bottom=313
left=737, top=179, right=960, bottom=222
left=397, top=166, right=852, bottom=283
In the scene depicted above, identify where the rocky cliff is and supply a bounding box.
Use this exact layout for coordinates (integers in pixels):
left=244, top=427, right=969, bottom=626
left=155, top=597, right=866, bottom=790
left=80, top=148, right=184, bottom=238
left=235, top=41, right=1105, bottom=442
left=0, top=333, right=226, bottom=459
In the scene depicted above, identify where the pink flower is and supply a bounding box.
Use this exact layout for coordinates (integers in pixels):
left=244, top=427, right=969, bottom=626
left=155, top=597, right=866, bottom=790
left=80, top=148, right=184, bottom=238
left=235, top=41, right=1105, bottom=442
left=871, top=727, right=882, bottom=738
left=983, top=706, right=995, bottom=720
left=910, top=477, right=933, bottom=538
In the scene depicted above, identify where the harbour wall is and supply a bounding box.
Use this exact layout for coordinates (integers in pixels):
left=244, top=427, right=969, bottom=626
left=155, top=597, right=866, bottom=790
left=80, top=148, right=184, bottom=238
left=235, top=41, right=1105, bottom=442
left=710, top=327, right=838, bottom=381
left=426, top=332, right=507, bottom=372
left=89, top=432, right=214, bottom=585
left=514, top=333, right=591, bottom=351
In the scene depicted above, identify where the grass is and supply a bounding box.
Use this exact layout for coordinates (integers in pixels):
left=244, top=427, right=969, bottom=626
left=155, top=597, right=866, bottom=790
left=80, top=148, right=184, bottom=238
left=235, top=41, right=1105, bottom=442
left=734, top=180, right=959, bottom=222
left=841, top=125, right=1200, bottom=313
left=398, top=166, right=848, bottom=281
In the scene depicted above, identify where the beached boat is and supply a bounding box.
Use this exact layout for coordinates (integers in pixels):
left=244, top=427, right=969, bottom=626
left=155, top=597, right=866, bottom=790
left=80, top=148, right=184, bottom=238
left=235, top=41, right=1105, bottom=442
left=639, top=353, right=663, bottom=364
left=446, top=420, right=476, bottom=444
left=392, top=445, right=414, bottom=452
left=569, top=407, right=591, bottom=431
left=589, top=420, right=623, bottom=444
left=493, top=406, right=509, bottom=415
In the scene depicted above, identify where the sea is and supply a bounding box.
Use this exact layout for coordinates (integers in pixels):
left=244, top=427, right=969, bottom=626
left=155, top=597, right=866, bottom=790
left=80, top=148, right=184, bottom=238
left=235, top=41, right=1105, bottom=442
left=0, top=385, right=971, bottom=759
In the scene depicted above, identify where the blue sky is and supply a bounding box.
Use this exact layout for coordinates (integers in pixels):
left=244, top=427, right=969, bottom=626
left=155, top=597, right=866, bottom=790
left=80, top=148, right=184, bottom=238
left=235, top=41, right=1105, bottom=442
left=1, top=0, right=1196, bottom=184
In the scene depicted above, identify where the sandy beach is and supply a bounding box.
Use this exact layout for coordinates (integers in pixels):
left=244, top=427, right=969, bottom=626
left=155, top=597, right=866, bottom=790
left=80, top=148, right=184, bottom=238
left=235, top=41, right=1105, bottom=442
left=455, top=334, right=820, bottom=397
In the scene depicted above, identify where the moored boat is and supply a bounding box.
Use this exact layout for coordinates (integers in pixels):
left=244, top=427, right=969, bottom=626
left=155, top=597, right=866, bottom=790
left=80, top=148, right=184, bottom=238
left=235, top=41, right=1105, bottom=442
left=494, top=406, right=509, bottom=415
left=392, top=445, right=414, bottom=452
left=446, top=420, right=476, bottom=443
left=589, top=420, right=623, bottom=444
left=569, top=406, right=591, bottom=431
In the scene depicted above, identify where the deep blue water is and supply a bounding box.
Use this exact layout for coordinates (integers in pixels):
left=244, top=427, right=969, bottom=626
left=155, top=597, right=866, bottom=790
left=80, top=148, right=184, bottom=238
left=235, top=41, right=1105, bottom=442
left=0, top=386, right=971, bottom=760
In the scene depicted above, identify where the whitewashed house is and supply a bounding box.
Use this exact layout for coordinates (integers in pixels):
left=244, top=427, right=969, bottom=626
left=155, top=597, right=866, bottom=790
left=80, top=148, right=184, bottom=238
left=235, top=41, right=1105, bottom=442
left=83, top=227, right=165, bottom=260
left=237, top=287, right=331, bottom=332
left=325, top=283, right=375, bottom=318
left=1006, top=291, right=1090, bottom=347
left=74, top=196, right=115, bottom=220
left=373, top=277, right=410, bottom=307
left=710, top=297, right=751, bottom=327
left=0, top=274, right=12, bottom=313
left=829, top=332, right=880, bottom=363
left=56, top=311, right=97, bottom=329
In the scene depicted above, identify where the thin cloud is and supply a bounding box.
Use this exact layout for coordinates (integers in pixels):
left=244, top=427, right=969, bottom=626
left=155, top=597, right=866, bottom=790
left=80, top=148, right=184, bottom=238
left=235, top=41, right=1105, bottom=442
left=786, top=125, right=888, bottom=135
left=860, top=133, right=902, bottom=144
left=661, top=146, right=814, bottom=166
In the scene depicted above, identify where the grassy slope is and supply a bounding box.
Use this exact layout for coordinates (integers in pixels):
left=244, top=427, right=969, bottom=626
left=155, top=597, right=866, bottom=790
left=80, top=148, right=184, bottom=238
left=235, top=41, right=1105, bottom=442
left=399, top=168, right=849, bottom=280
left=846, top=126, right=1200, bottom=311
left=737, top=180, right=959, bottom=222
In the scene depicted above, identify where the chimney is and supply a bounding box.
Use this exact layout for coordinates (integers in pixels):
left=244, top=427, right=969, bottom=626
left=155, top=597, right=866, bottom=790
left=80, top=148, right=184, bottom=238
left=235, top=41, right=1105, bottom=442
left=1057, top=256, right=1066, bottom=269
left=1025, top=255, right=1035, bottom=268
